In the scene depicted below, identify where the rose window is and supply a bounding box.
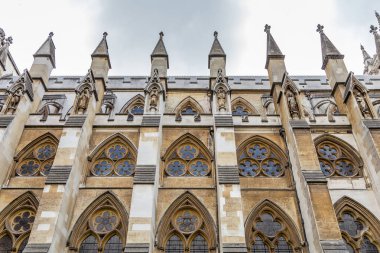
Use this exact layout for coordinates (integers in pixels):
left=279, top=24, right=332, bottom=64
left=91, top=210, right=119, bottom=234
left=238, top=142, right=285, bottom=177
left=9, top=210, right=35, bottom=233
left=175, top=210, right=200, bottom=233
left=316, top=142, right=359, bottom=177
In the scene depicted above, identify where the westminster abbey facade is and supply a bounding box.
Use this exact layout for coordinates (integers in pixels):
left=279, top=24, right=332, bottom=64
left=1, top=11, right=380, bottom=253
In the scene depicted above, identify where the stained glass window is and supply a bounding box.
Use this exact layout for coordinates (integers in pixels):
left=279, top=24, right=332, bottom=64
left=339, top=213, right=364, bottom=237
left=316, top=142, right=359, bottom=177
left=255, top=213, right=282, bottom=237
left=131, top=104, right=144, bottom=115
left=179, top=145, right=197, bottom=160
left=274, top=237, right=293, bottom=253
left=92, top=210, right=118, bottom=233
left=238, top=141, right=285, bottom=177
left=360, top=237, right=379, bottom=253
left=181, top=106, right=197, bottom=116
left=0, top=235, right=12, bottom=253
left=190, top=235, right=208, bottom=253
left=189, top=160, right=209, bottom=176
left=176, top=211, right=199, bottom=233
left=232, top=106, right=249, bottom=116
left=79, top=235, right=98, bottom=253
left=104, top=235, right=123, bottom=253
left=251, top=237, right=269, bottom=253
left=17, top=237, right=28, bottom=253
left=166, top=235, right=184, bottom=253
left=11, top=210, right=35, bottom=233
left=167, top=160, right=186, bottom=176
left=90, top=141, right=136, bottom=177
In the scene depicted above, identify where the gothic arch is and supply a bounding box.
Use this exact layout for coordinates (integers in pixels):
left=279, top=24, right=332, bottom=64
left=314, top=134, right=364, bottom=177
left=313, top=100, right=338, bottom=114
left=282, top=74, right=300, bottom=95
left=231, top=97, right=259, bottom=115
left=119, top=94, right=145, bottom=114
left=37, top=101, right=64, bottom=121
left=334, top=196, right=380, bottom=251
left=263, top=98, right=276, bottom=115
left=155, top=191, right=217, bottom=251
left=173, top=96, right=205, bottom=116
left=245, top=199, right=304, bottom=252
left=0, top=191, right=39, bottom=252
left=68, top=191, right=129, bottom=251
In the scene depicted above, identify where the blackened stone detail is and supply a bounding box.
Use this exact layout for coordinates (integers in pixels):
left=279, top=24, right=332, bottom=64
left=23, top=243, right=50, bottom=253
left=134, top=165, right=156, bottom=184
left=124, top=243, right=150, bottom=253
left=223, top=243, right=248, bottom=253
left=64, top=115, right=87, bottom=127
left=218, top=166, right=240, bottom=184
left=141, top=115, right=160, bottom=127
left=302, top=170, right=327, bottom=184
left=363, top=119, right=380, bottom=129
left=45, top=166, right=72, bottom=184
left=0, top=115, right=14, bottom=127
left=289, top=119, right=310, bottom=129
left=320, top=240, right=350, bottom=253
left=215, top=115, right=234, bottom=127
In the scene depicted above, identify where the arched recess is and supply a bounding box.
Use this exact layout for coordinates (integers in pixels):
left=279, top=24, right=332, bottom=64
left=0, top=191, right=39, bottom=252
left=162, top=133, right=213, bottom=177
left=173, top=96, right=205, bottom=121
left=231, top=97, right=259, bottom=117
left=236, top=135, right=289, bottom=178
left=245, top=199, right=304, bottom=252
left=13, top=132, right=59, bottom=177
left=155, top=191, right=217, bottom=252
left=67, top=191, right=129, bottom=252
left=314, top=134, right=364, bottom=178
left=87, top=133, right=137, bottom=177
left=37, top=101, right=64, bottom=121
left=334, top=196, right=380, bottom=252
left=119, top=94, right=145, bottom=115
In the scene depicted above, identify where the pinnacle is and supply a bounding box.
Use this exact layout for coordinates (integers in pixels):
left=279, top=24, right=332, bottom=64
left=316, top=24, right=344, bottom=70
left=264, top=24, right=285, bottom=69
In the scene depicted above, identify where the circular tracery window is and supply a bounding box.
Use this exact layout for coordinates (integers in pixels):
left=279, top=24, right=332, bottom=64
left=174, top=209, right=201, bottom=233
left=91, top=209, right=119, bottom=234
left=8, top=210, right=35, bottom=234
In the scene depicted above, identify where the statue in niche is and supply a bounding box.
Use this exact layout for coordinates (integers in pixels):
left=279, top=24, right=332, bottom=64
left=76, top=88, right=90, bottom=114
left=354, top=90, right=372, bottom=118
left=217, top=88, right=226, bottom=112
left=286, top=90, right=300, bottom=119
left=149, top=87, right=159, bottom=111
left=5, top=88, right=23, bottom=115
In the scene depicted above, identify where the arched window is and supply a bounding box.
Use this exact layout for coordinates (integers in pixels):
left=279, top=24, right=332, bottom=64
left=163, top=134, right=212, bottom=177
left=120, top=94, right=145, bottom=115
left=0, top=192, right=39, bottom=253
left=156, top=192, right=217, bottom=253
left=13, top=133, right=58, bottom=177
left=68, top=192, right=128, bottom=253
left=231, top=97, right=258, bottom=117
left=245, top=200, right=304, bottom=253
left=173, top=97, right=204, bottom=122
left=315, top=135, right=363, bottom=177
left=88, top=134, right=137, bottom=177
left=237, top=137, right=287, bottom=178
left=335, top=197, right=380, bottom=253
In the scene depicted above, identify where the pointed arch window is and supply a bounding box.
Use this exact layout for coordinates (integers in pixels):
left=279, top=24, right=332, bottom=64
left=237, top=138, right=287, bottom=178
left=13, top=134, right=58, bottom=177
left=251, top=237, right=270, bottom=253
left=231, top=98, right=258, bottom=117
left=120, top=95, right=145, bottom=115
left=315, top=139, right=362, bottom=177
left=79, top=235, right=98, bottom=253
left=89, top=136, right=137, bottom=177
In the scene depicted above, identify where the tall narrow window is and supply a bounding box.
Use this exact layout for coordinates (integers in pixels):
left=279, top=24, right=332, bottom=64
left=79, top=235, right=98, bottom=253
left=104, top=235, right=123, bottom=253
left=274, top=237, right=293, bottom=253
left=190, top=235, right=208, bottom=253
left=251, top=236, right=269, bottom=253
left=0, top=235, right=12, bottom=253
left=166, top=235, right=184, bottom=253
left=360, top=237, right=379, bottom=253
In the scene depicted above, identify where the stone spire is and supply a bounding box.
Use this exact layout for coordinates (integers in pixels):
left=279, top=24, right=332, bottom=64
left=208, top=31, right=226, bottom=69
left=370, top=25, right=380, bottom=57
left=34, top=32, right=56, bottom=68
left=151, top=31, right=169, bottom=68
left=264, top=24, right=285, bottom=69
left=316, top=24, right=344, bottom=70
left=150, top=32, right=169, bottom=77
left=92, top=32, right=111, bottom=69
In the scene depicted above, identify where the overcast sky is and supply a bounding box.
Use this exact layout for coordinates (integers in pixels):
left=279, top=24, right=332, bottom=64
left=1, top=0, right=379, bottom=76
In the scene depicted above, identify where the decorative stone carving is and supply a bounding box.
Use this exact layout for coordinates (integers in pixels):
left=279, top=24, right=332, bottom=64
left=354, top=90, right=372, bottom=119
left=285, top=90, right=300, bottom=119
left=5, top=88, right=22, bottom=115
left=303, top=105, right=315, bottom=122
left=149, top=87, right=159, bottom=111
left=74, top=70, right=96, bottom=115
left=76, top=88, right=90, bottom=115
left=101, top=90, right=116, bottom=115
left=146, top=69, right=162, bottom=112
left=327, top=103, right=338, bottom=122
left=216, top=87, right=226, bottom=112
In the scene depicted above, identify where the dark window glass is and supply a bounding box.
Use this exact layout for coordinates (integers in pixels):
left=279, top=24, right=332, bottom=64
left=79, top=235, right=98, bottom=253
left=165, top=235, right=184, bottom=253
left=131, top=105, right=144, bottom=115
left=0, top=235, right=12, bottom=253
left=190, top=235, right=208, bottom=253
left=104, top=235, right=123, bottom=253
left=274, top=237, right=293, bottom=253
left=232, top=106, right=248, bottom=116
left=17, top=237, right=28, bottom=253
left=181, top=106, right=197, bottom=116
left=239, top=159, right=259, bottom=177
left=339, top=213, right=364, bottom=237
left=255, top=213, right=282, bottom=237
left=251, top=237, right=269, bottom=253
left=360, top=237, right=379, bottom=253
left=343, top=238, right=355, bottom=253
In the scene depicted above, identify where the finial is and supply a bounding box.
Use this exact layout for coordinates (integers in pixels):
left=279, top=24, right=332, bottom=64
left=360, top=44, right=364, bottom=50
left=103, top=32, right=108, bottom=38
left=264, top=24, right=271, bottom=33
left=370, top=25, right=378, bottom=34
left=376, top=11, right=380, bottom=24
left=48, top=32, right=54, bottom=38
left=159, top=31, right=164, bottom=38
left=6, top=36, right=13, bottom=44
left=214, top=31, right=218, bottom=39
left=316, top=24, right=324, bottom=34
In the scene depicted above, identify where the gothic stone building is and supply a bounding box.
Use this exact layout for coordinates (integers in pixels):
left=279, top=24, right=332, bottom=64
left=1, top=13, right=380, bottom=253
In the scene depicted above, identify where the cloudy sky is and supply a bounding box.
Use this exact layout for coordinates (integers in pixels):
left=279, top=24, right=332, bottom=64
left=1, top=0, right=379, bottom=76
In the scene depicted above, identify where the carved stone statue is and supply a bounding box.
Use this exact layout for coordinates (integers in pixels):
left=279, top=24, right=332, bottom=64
left=327, top=103, right=338, bottom=122
left=354, top=90, right=372, bottom=119
left=217, top=88, right=226, bottom=112
left=5, top=88, right=23, bottom=115
left=149, top=87, right=159, bottom=111
left=303, top=105, right=315, bottom=122
left=286, top=91, right=300, bottom=119
left=76, top=88, right=90, bottom=114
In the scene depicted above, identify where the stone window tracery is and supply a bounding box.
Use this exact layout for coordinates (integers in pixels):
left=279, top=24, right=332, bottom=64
left=237, top=139, right=287, bottom=178
left=231, top=98, right=258, bottom=118
left=14, top=135, right=58, bottom=177
left=89, top=136, right=137, bottom=177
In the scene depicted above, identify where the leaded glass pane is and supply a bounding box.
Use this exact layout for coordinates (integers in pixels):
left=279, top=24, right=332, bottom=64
left=104, top=235, right=123, bottom=253
left=176, top=211, right=199, bottom=233
left=107, top=144, right=127, bottom=160
left=17, top=237, right=28, bottom=253
left=255, top=213, right=281, bottom=237
left=318, top=144, right=338, bottom=160
left=189, top=160, right=209, bottom=176
left=0, top=235, right=12, bottom=253
left=92, top=159, right=113, bottom=176
left=167, top=160, right=186, bottom=176
left=262, top=159, right=283, bottom=177
left=16, top=159, right=40, bottom=176
left=93, top=210, right=118, bottom=233
left=339, top=213, right=364, bottom=237
left=79, top=235, right=98, bottom=253
left=35, top=144, right=56, bottom=160
left=239, top=159, right=259, bottom=177
left=181, top=106, right=197, bottom=115
left=11, top=210, right=35, bottom=233
left=251, top=237, right=269, bottom=253
left=40, top=160, right=53, bottom=176
left=360, top=237, right=379, bottom=253
left=165, top=235, right=184, bottom=253
left=247, top=144, right=268, bottom=160
left=190, top=235, right=208, bottom=253
left=114, top=159, right=134, bottom=176
left=343, top=239, right=355, bottom=253
left=131, top=105, right=144, bottom=115
left=319, top=159, right=334, bottom=176
left=232, top=106, right=248, bottom=116
left=274, top=237, right=293, bottom=253
left=335, top=159, right=356, bottom=177
left=178, top=145, right=197, bottom=160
